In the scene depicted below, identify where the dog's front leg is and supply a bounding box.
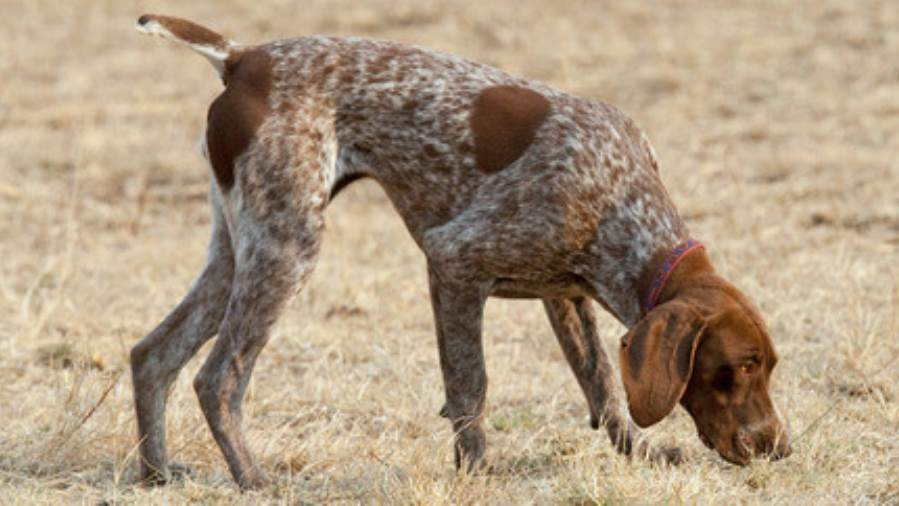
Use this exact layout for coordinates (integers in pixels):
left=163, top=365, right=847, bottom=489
left=427, top=266, right=490, bottom=472
left=543, top=297, right=683, bottom=465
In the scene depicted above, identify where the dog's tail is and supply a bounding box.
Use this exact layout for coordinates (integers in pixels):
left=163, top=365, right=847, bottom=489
left=136, top=14, right=237, bottom=78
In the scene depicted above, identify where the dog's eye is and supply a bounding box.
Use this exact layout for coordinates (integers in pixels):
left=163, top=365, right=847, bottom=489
left=739, top=362, right=756, bottom=375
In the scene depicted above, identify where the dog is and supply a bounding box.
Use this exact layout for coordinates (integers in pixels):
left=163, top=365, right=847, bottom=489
left=130, top=14, right=791, bottom=489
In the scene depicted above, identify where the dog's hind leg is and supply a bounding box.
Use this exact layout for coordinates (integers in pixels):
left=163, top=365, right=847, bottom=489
left=131, top=185, right=235, bottom=485
left=543, top=297, right=683, bottom=464
left=192, top=192, right=325, bottom=489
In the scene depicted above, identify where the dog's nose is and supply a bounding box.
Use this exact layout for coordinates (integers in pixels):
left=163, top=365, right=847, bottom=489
left=762, top=423, right=792, bottom=461
left=769, top=437, right=792, bottom=461
left=738, top=423, right=792, bottom=461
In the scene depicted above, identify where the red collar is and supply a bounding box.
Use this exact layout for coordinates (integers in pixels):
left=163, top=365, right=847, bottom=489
left=642, top=239, right=705, bottom=314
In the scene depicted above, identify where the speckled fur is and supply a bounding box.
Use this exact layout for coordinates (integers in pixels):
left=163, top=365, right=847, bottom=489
left=132, top=16, right=689, bottom=489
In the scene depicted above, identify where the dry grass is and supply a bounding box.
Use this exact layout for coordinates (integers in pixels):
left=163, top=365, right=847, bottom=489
left=1, top=0, right=897, bottom=503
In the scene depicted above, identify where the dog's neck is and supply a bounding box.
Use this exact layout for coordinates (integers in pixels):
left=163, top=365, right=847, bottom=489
left=634, top=244, right=716, bottom=318
left=584, top=200, right=689, bottom=326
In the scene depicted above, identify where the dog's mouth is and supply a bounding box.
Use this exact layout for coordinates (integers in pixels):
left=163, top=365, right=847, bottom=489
left=719, top=433, right=752, bottom=466
left=718, top=447, right=751, bottom=466
left=698, top=431, right=750, bottom=466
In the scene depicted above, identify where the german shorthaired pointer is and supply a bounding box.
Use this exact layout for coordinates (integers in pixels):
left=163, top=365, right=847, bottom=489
left=131, top=14, right=791, bottom=489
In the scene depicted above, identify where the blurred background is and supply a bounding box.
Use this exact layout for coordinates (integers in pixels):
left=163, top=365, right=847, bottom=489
left=0, top=1, right=896, bottom=503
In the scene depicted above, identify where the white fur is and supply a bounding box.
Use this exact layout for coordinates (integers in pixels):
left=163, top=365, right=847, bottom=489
left=135, top=19, right=232, bottom=77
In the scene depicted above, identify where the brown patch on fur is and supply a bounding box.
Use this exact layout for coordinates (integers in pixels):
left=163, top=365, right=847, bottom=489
left=138, top=14, right=229, bottom=51
left=622, top=250, right=790, bottom=462
left=206, top=49, right=274, bottom=191
left=676, top=281, right=788, bottom=464
left=470, top=85, right=550, bottom=173
left=674, top=325, right=701, bottom=380
left=625, top=320, right=646, bottom=378
left=619, top=300, right=705, bottom=427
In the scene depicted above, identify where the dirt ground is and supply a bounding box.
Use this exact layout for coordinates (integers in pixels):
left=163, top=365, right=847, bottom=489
left=0, top=0, right=897, bottom=503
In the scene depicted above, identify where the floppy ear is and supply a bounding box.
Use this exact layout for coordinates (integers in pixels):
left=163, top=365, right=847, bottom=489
left=619, top=300, right=707, bottom=428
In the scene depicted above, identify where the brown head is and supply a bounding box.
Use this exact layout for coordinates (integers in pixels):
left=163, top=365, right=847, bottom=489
left=620, top=246, right=791, bottom=465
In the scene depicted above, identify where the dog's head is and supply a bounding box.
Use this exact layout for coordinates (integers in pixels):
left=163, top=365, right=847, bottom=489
left=620, top=268, right=791, bottom=465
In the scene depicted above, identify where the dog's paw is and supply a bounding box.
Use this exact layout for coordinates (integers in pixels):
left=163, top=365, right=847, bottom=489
left=168, top=461, right=196, bottom=481
left=237, top=472, right=272, bottom=491
left=649, top=446, right=685, bottom=466
left=140, top=461, right=195, bottom=487
left=139, top=469, right=170, bottom=487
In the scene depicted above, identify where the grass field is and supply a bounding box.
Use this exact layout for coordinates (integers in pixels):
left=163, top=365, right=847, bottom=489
left=1, top=0, right=897, bottom=503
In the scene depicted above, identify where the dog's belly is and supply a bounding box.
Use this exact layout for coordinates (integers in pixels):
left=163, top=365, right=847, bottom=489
left=491, top=275, right=594, bottom=300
